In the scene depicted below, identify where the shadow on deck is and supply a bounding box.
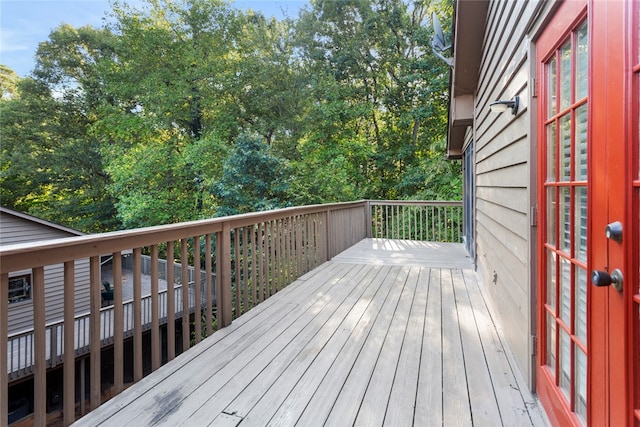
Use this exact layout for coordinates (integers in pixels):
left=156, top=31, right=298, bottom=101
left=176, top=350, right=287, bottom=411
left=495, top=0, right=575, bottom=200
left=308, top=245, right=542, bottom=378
left=73, top=239, right=548, bottom=426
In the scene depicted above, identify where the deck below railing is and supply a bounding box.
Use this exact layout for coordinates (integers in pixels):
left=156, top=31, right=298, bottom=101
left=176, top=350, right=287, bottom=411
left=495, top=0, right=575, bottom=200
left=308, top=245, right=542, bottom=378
left=1, top=200, right=463, bottom=425
left=72, top=239, right=548, bottom=427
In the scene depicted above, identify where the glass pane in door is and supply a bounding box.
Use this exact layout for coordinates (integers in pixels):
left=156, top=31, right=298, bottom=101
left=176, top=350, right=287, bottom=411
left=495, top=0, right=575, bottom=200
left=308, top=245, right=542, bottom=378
left=542, top=17, right=589, bottom=425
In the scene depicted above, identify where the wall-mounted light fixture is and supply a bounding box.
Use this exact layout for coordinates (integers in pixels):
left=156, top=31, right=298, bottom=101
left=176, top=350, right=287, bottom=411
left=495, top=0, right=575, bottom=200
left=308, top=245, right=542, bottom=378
left=489, top=95, right=519, bottom=115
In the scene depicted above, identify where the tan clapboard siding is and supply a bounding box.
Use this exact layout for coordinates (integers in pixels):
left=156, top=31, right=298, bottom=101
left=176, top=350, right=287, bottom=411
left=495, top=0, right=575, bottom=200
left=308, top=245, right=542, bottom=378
left=1, top=211, right=91, bottom=335
left=0, top=215, right=74, bottom=244
left=7, top=261, right=91, bottom=335
left=476, top=186, right=528, bottom=215
left=471, top=0, right=537, bottom=387
left=476, top=198, right=529, bottom=242
left=476, top=162, right=529, bottom=188
left=475, top=226, right=529, bottom=375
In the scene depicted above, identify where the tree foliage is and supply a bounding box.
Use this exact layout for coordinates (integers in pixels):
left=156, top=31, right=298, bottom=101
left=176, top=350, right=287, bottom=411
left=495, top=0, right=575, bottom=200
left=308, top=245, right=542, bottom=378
left=0, top=0, right=459, bottom=231
left=213, top=134, right=290, bottom=216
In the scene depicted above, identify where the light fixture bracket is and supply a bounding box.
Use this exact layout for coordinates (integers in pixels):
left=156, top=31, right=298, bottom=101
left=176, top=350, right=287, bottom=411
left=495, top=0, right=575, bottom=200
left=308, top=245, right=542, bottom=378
left=490, top=95, right=519, bottom=115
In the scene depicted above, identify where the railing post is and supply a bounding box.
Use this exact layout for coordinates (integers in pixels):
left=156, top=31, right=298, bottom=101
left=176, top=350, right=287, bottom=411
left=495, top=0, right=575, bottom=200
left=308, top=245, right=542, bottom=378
left=216, top=222, right=233, bottom=328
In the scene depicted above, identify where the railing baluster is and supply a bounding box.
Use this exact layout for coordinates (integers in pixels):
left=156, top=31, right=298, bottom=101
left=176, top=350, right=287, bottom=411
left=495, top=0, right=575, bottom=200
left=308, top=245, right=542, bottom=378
left=89, top=256, right=101, bottom=411
left=181, top=240, right=190, bottom=352
left=296, top=216, right=303, bottom=276
left=151, top=245, right=160, bottom=371
left=250, top=225, right=256, bottom=309
left=113, top=251, right=124, bottom=394
left=271, top=220, right=278, bottom=295
left=133, top=248, right=143, bottom=382
left=402, top=205, right=406, bottom=240
left=258, top=223, right=265, bottom=303
left=234, top=229, right=241, bottom=317
left=266, top=221, right=272, bottom=298
left=205, top=234, right=213, bottom=335
left=193, top=236, right=202, bottom=343
left=279, top=219, right=284, bottom=290
left=217, top=223, right=232, bottom=327
left=166, top=241, right=176, bottom=361
left=240, top=228, right=248, bottom=316
left=63, top=261, right=75, bottom=425
left=287, top=218, right=292, bottom=283
left=33, top=266, right=46, bottom=426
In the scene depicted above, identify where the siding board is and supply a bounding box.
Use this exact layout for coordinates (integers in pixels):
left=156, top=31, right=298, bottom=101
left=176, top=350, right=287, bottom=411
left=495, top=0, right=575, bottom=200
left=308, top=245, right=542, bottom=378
left=476, top=163, right=529, bottom=188
left=476, top=186, right=528, bottom=214
left=476, top=137, right=529, bottom=174
left=476, top=199, right=529, bottom=242
left=1, top=211, right=90, bottom=335
left=468, top=0, right=537, bottom=388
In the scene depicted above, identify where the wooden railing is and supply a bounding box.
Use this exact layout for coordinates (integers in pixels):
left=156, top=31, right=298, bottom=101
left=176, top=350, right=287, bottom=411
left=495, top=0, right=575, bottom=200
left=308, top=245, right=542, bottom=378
left=6, top=280, right=210, bottom=382
left=0, top=200, right=461, bottom=425
left=369, top=200, right=463, bottom=242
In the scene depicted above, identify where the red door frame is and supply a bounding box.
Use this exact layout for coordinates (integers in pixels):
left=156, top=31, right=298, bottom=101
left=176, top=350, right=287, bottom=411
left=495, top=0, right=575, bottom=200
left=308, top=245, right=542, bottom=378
left=537, top=1, right=636, bottom=425
left=626, top=1, right=640, bottom=424
left=536, top=1, right=588, bottom=425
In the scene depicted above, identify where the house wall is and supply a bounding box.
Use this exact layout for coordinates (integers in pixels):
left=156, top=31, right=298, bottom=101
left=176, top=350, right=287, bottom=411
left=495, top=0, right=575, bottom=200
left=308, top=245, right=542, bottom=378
left=470, top=0, right=550, bottom=388
left=1, top=213, right=91, bottom=335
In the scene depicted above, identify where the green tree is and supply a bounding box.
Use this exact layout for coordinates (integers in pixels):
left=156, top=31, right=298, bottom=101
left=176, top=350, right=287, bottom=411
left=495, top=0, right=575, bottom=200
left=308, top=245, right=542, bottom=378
left=213, top=134, right=290, bottom=216
left=0, top=65, right=20, bottom=99
left=0, top=22, right=121, bottom=232
left=293, top=0, right=460, bottom=201
left=90, top=0, right=246, bottom=226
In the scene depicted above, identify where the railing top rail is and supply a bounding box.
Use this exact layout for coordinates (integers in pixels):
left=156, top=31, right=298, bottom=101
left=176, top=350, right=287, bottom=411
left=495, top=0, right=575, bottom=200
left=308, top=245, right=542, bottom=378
left=369, top=200, right=462, bottom=207
left=0, top=200, right=368, bottom=274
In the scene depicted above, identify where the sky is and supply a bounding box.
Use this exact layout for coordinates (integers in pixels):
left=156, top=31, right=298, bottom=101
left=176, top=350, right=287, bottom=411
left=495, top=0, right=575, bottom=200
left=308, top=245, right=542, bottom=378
left=0, top=0, right=308, bottom=77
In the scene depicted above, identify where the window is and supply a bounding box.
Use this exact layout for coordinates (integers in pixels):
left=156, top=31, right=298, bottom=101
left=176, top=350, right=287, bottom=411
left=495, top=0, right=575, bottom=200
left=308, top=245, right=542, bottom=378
left=8, top=273, right=31, bottom=304
left=463, top=142, right=475, bottom=260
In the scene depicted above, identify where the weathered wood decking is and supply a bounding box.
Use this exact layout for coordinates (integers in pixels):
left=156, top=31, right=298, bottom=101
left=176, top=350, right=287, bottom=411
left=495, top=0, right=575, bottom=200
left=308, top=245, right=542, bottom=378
left=73, top=239, right=548, bottom=426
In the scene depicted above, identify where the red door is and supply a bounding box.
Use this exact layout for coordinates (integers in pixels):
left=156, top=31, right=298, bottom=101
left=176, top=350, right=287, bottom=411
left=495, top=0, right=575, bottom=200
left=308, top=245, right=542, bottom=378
left=629, top=1, right=640, bottom=424
left=537, top=1, right=638, bottom=425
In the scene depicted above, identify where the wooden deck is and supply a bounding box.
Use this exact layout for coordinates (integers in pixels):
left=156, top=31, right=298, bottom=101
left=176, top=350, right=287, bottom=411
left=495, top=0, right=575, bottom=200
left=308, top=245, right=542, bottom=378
left=73, top=239, right=548, bottom=427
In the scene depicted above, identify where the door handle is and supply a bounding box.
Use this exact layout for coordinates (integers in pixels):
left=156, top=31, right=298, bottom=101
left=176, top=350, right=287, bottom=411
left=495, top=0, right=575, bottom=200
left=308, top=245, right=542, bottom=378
left=591, top=269, right=623, bottom=292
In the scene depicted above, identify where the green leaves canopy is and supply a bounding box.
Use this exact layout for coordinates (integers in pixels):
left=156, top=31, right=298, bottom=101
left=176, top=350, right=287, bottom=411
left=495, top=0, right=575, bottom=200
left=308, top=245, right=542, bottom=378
left=0, top=0, right=459, bottom=232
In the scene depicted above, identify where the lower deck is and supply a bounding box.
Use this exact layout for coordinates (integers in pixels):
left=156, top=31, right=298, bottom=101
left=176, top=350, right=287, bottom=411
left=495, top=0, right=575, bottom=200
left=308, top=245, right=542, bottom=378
left=73, top=239, right=548, bottom=426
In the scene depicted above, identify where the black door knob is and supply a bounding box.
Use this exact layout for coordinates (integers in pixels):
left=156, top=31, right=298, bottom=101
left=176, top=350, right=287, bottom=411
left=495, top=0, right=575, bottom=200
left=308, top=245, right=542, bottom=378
left=605, top=221, right=623, bottom=243
left=591, top=269, right=624, bottom=292
left=592, top=270, right=612, bottom=286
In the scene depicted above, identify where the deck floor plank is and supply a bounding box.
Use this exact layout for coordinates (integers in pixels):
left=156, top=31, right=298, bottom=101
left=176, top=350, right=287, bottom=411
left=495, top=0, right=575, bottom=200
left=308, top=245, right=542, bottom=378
left=237, top=264, right=386, bottom=426
left=293, top=265, right=397, bottom=426
left=81, top=262, right=352, bottom=426
left=72, top=239, right=548, bottom=427
left=185, top=264, right=377, bottom=426
left=414, top=268, right=443, bottom=427
left=322, top=266, right=407, bottom=426
left=263, top=265, right=393, bottom=426
left=383, top=266, right=429, bottom=426
left=441, top=268, right=473, bottom=426
left=354, top=266, right=420, bottom=426
left=452, top=268, right=502, bottom=426
left=144, top=262, right=363, bottom=426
